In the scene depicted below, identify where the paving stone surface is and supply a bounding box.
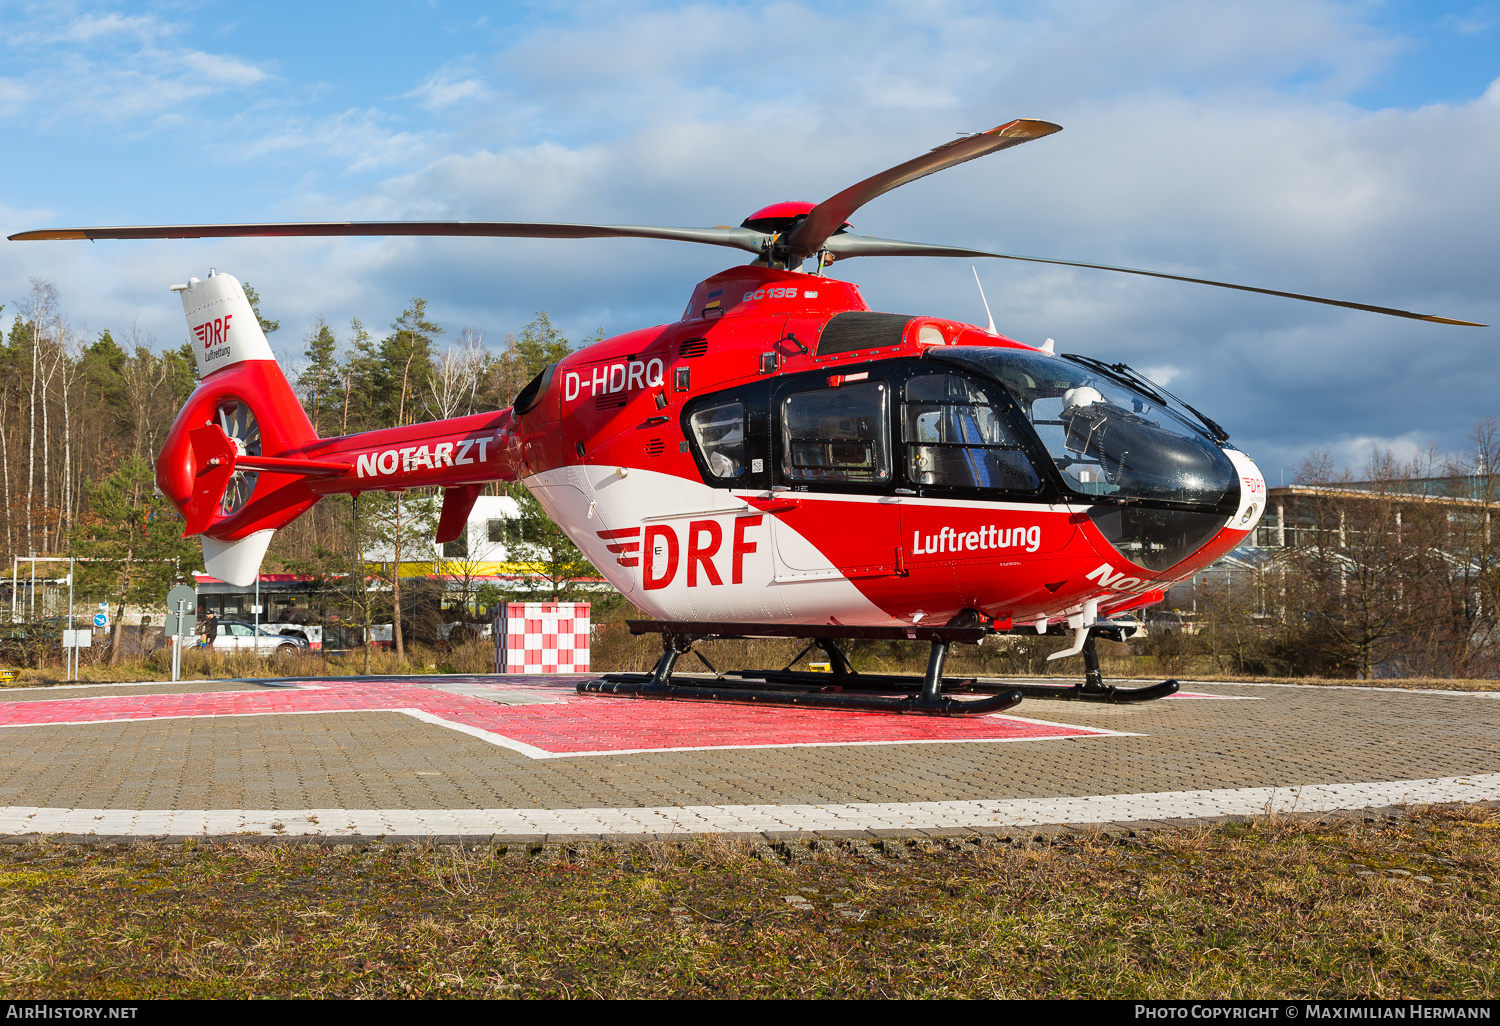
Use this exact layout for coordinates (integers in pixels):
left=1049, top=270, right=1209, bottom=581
left=0, top=673, right=1494, bottom=834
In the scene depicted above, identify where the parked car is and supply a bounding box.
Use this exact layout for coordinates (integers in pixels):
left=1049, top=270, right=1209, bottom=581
left=266, top=624, right=323, bottom=650
left=207, top=619, right=308, bottom=655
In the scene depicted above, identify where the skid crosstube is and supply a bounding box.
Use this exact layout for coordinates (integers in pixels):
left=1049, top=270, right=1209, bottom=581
left=575, top=619, right=1177, bottom=715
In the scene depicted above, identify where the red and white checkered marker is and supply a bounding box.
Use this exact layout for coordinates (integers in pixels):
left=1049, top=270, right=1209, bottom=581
left=493, top=602, right=590, bottom=674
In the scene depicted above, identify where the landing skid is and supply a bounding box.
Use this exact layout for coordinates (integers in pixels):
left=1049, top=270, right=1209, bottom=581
left=577, top=620, right=1178, bottom=715
left=1007, top=631, right=1180, bottom=703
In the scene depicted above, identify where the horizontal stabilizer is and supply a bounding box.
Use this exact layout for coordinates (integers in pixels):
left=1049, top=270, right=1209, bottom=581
left=235, top=454, right=350, bottom=478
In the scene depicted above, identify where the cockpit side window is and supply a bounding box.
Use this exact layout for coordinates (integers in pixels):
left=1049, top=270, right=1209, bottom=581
left=688, top=401, right=747, bottom=480
left=781, top=381, right=891, bottom=485
left=901, top=373, right=1040, bottom=492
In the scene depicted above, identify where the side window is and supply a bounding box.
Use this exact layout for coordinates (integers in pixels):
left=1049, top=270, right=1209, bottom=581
left=781, top=381, right=890, bottom=485
left=902, top=373, right=1039, bottom=491
left=688, top=402, right=746, bottom=480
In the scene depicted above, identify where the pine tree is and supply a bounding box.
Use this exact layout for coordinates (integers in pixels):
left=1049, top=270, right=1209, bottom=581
left=297, top=318, right=341, bottom=436
left=242, top=283, right=280, bottom=336
left=513, top=311, right=573, bottom=378
left=378, top=299, right=442, bottom=428
left=481, top=311, right=581, bottom=411
left=340, top=317, right=380, bottom=434
left=81, top=331, right=130, bottom=448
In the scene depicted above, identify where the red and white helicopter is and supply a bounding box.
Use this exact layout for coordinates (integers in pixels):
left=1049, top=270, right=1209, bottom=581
left=12, top=118, right=1483, bottom=715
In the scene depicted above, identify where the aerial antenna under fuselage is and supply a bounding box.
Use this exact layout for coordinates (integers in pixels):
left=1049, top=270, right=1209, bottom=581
left=972, top=266, right=996, bottom=334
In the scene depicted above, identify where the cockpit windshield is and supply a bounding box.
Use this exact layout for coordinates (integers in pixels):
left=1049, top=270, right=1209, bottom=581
left=928, top=347, right=1238, bottom=511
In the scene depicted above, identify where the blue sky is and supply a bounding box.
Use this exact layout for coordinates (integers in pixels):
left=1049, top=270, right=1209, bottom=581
left=2, top=0, right=1497, bottom=479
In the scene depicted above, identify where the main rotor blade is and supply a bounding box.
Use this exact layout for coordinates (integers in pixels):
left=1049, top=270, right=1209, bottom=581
left=8, top=221, right=769, bottom=254
left=781, top=119, right=1063, bottom=261
left=822, top=233, right=1486, bottom=327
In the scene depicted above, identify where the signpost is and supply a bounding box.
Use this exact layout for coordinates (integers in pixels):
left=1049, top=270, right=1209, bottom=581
left=164, top=584, right=197, bottom=683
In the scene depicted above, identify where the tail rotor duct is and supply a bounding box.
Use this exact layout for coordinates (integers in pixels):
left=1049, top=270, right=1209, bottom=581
left=215, top=398, right=261, bottom=516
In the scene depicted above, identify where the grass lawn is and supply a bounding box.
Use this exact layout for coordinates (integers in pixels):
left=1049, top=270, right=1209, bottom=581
left=0, top=806, right=1495, bottom=999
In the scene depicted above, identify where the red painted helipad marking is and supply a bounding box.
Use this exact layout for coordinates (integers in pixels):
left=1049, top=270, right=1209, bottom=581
left=0, top=680, right=1114, bottom=758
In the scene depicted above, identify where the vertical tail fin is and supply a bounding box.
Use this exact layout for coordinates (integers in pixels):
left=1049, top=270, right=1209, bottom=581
left=173, top=269, right=278, bottom=376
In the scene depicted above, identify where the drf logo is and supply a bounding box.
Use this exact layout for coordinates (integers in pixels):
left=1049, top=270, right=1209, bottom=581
left=564, top=358, right=664, bottom=404
left=598, top=516, right=764, bottom=590
left=193, top=314, right=233, bottom=348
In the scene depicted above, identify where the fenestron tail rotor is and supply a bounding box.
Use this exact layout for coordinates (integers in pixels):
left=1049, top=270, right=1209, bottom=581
left=214, top=398, right=261, bottom=516
left=7, top=117, right=1484, bottom=327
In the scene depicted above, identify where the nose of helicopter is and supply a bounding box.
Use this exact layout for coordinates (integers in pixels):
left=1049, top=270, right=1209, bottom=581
left=1079, top=446, right=1268, bottom=582
left=1222, top=448, right=1268, bottom=535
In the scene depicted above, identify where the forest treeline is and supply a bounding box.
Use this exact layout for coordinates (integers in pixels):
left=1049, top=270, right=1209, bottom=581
left=0, top=277, right=591, bottom=617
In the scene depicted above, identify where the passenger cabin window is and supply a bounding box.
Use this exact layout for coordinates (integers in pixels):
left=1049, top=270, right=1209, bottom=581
left=689, top=402, right=747, bottom=480
left=781, top=382, right=890, bottom=485
left=902, top=373, right=1039, bottom=491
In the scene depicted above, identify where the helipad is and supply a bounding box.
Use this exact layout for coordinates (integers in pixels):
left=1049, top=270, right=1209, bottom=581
left=0, top=674, right=1495, bottom=840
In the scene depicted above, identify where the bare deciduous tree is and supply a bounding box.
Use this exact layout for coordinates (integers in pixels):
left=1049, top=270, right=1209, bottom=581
left=426, top=327, right=489, bottom=420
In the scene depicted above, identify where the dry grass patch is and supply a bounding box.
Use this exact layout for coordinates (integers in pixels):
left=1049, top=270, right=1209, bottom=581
left=0, top=807, right=1495, bottom=998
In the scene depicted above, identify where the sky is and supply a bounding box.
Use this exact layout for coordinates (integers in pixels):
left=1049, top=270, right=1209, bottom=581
left=1, top=0, right=1497, bottom=481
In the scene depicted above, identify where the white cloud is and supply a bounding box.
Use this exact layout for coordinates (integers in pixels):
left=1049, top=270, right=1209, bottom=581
left=55, top=11, right=163, bottom=43
left=0, top=3, right=271, bottom=131
left=1326, top=432, right=1437, bottom=476
left=1139, top=365, right=1183, bottom=387
left=406, top=60, right=491, bottom=110
left=1439, top=11, right=1493, bottom=35
left=178, top=50, right=269, bottom=88
left=2, top=8, right=170, bottom=47
left=0, top=77, right=28, bottom=117
left=243, top=109, right=431, bottom=174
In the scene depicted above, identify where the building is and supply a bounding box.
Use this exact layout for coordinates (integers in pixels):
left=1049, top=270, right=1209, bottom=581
left=1155, top=475, right=1500, bottom=623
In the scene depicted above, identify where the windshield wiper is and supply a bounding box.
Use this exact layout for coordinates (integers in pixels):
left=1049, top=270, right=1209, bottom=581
left=1060, top=354, right=1229, bottom=444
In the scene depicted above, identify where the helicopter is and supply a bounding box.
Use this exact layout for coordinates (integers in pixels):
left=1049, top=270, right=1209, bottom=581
left=10, top=118, right=1484, bottom=716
